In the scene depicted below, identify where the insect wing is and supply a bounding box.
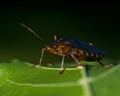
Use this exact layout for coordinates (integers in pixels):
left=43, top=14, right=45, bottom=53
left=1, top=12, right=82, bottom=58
left=57, top=37, right=108, bottom=56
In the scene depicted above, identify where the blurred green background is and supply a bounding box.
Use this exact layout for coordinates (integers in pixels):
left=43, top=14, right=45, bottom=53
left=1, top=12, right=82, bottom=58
left=0, top=3, right=119, bottom=64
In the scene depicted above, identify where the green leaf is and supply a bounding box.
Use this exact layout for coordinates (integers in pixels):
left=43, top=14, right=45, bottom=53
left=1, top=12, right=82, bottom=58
left=90, top=61, right=120, bottom=96
left=0, top=60, right=119, bottom=96
left=0, top=60, right=91, bottom=96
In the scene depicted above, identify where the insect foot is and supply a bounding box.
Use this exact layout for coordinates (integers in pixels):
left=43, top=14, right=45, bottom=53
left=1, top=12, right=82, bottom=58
left=33, top=64, right=40, bottom=68
left=59, top=68, right=65, bottom=74
left=77, top=64, right=85, bottom=69
left=104, top=64, right=113, bottom=68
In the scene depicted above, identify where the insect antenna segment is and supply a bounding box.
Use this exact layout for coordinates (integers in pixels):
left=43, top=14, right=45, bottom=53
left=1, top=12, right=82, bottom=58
left=20, top=23, right=46, bottom=44
left=20, top=23, right=47, bottom=68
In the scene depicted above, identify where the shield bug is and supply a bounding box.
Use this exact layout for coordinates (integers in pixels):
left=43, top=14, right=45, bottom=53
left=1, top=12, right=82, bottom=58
left=20, top=23, right=112, bottom=74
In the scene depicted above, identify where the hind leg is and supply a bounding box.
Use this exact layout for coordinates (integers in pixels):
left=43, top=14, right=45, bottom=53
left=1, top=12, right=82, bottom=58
left=98, top=60, right=113, bottom=67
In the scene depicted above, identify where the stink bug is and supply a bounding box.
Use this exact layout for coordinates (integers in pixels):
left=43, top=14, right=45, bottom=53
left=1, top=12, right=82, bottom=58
left=20, top=23, right=112, bottom=74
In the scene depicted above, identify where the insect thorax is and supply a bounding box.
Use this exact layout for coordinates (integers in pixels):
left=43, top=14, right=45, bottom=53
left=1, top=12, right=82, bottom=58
left=45, top=44, right=72, bottom=56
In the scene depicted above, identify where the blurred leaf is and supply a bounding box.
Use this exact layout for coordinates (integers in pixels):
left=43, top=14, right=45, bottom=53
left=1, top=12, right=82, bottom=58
left=89, top=61, right=120, bottom=96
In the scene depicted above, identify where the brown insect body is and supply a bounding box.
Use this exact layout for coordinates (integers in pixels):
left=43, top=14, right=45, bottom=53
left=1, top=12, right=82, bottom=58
left=45, top=35, right=103, bottom=62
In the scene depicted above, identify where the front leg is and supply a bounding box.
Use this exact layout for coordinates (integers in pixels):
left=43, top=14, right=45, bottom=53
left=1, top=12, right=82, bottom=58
left=33, top=48, right=45, bottom=67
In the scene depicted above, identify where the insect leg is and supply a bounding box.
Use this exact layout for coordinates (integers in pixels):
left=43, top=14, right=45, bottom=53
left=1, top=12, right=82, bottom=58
left=98, top=60, right=113, bottom=67
left=97, top=60, right=105, bottom=67
left=34, top=48, right=45, bottom=67
left=39, top=48, right=46, bottom=65
left=59, top=55, right=65, bottom=74
left=70, top=53, right=83, bottom=67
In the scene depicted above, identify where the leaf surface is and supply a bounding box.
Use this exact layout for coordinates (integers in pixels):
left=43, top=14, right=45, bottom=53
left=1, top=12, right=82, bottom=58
left=0, top=60, right=119, bottom=96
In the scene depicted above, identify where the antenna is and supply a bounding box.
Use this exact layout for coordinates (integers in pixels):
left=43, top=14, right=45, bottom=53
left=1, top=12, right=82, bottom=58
left=20, top=23, right=46, bottom=44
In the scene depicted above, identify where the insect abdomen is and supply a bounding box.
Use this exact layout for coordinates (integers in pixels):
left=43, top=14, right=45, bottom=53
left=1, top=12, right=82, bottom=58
left=71, top=48, right=106, bottom=61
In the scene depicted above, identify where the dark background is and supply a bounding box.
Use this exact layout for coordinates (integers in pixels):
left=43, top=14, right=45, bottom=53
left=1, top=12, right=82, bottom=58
left=0, top=1, right=120, bottom=64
